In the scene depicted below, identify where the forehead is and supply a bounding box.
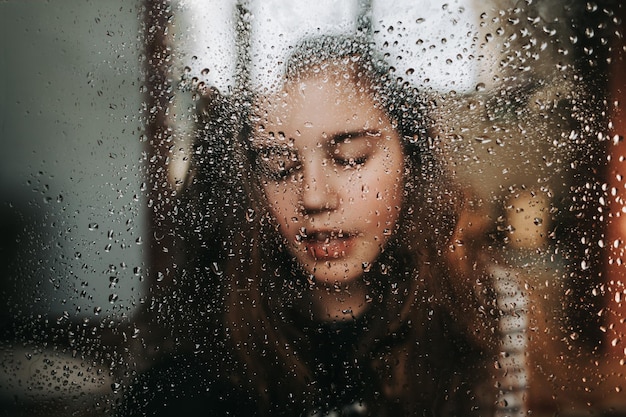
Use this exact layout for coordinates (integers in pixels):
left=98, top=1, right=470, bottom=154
left=254, top=66, right=383, bottom=136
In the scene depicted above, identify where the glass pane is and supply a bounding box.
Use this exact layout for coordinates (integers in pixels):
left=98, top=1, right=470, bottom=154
left=1, top=1, right=145, bottom=415
left=2, top=1, right=625, bottom=416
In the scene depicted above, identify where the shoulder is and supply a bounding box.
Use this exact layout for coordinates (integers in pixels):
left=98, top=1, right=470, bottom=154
left=118, top=354, right=257, bottom=417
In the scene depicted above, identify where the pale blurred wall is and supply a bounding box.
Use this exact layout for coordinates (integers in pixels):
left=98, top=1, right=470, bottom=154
left=0, top=1, right=146, bottom=320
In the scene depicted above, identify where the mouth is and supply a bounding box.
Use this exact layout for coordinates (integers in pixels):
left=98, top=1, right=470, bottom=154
left=298, top=229, right=355, bottom=260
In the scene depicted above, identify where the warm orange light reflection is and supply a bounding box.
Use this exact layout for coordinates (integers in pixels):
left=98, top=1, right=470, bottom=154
left=606, top=23, right=626, bottom=356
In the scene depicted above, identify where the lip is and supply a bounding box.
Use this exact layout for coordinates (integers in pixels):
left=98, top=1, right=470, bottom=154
left=301, top=230, right=356, bottom=260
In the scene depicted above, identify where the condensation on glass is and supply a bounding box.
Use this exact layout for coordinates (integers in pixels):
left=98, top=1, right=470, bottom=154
left=1, top=1, right=625, bottom=416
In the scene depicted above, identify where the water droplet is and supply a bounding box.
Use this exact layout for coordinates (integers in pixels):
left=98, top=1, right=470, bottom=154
left=111, top=382, right=121, bottom=394
left=246, top=208, right=256, bottom=222
left=109, top=276, right=119, bottom=289
left=211, top=261, right=223, bottom=276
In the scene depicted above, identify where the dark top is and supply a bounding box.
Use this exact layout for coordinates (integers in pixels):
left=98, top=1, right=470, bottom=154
left=118, top=353, right=258, bottom=416
left=118, top=297, right=488, bottom=417
left=119, top=318, right=403, bottom=417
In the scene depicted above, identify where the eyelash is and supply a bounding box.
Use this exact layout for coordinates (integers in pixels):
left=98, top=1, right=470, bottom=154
left=253, top=150, right=369, bottom=182
left=334, top=155, right=368, bottom=168
left=264, top=164, right=298, bottom=181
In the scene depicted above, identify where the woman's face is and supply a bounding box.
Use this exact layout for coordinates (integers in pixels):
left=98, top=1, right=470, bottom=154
left=252, top=68, right=405, bottom=290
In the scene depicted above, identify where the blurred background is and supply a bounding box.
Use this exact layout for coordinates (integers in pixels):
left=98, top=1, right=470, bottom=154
left=1, top=0, right=625, bottom=415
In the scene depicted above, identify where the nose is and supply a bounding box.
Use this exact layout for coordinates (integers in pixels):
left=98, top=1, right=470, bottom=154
left=300, top=159, right=339, bottom=215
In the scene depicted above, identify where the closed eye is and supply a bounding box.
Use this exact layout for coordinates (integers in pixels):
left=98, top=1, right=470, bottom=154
left=334, top=155, right=368, bottom=168
left=330, top=129, right=377, bottom=169
left=252, top=146, right=300, bottom=181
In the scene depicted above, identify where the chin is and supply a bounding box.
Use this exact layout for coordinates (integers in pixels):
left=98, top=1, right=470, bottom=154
left=306, top=261, right=364, bottom=287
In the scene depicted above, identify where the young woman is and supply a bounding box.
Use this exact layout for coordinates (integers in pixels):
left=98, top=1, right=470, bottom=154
left=122, top=36, right=495, bottom=416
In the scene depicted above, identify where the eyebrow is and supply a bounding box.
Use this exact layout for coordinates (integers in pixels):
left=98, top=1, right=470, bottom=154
left=331, top=129, right=380, bottom=143
left=248, top=144, right=290, bottom=156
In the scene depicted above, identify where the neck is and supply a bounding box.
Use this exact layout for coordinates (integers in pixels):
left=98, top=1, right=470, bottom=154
left=307, top=280, right=370, bottom=322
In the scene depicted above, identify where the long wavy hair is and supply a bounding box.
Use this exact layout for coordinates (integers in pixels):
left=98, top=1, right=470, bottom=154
left=181, top=35, right=496, bottom=416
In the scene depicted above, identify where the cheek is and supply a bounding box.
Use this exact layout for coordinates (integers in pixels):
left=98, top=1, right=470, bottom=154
left=369, top=164, right=404, bottom=230
left=373, top=175, right=404, bottom=222
left=263, top=183, right=299, bottom=230
left=379, top=146, right=406, bottom=210
left=349, top=156, right=404, bottom=211
left=339, top=176, right=401, bottom=238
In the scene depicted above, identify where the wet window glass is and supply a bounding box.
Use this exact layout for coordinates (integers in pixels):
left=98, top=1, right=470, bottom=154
left=1, top=1, right=625, bottom=416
